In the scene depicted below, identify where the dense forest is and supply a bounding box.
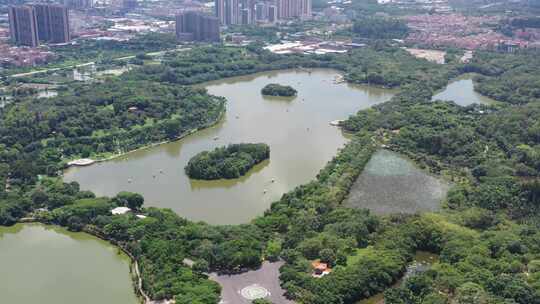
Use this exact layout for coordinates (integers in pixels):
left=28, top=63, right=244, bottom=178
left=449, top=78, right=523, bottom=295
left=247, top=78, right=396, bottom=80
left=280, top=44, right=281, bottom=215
left=466, top=50, right=540, bottom=104
left=121, top=43, right=455, bottom=89
left=185, top=143, right=270, bottom=180
left=352, top=16, right=409, bottom=39
left=1, top=42, right=540, bottom=304
left=0, top=78, right=224, bottom=181
left=261, top=83, right=297, bottom=97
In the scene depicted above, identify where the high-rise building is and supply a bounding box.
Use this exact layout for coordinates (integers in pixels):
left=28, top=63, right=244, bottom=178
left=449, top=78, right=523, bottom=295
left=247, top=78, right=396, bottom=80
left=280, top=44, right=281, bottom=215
left=240, top=8, right=250, bottom=25
left=268, top=5, right=277, bottom=23
left=176, top=11, right=220, bottom=42
left=33, top=4, right=51, bottom=42
left=276, top=0, right=286, bottom=19
left=300, top=0, right=312, bottom=20
left=226, top=0, right=241, bottom=25
left=243, top=0, right=256, bottom=24
left=276, top=0, right=311, bottom=20
left=34, top=4, right=70, bottom=44
left=255, top=2, right=267, bottom=21
left=8, top=6, right=39, bottom=47
left=215, top=0, right=225, bottom=24
left=9, top=4, right=70, bottom=46
left=217, top=0, right=257, bottom=25
left=123, top=0, right=138, bottom=10
left=64, top=0, right=93, bottom=10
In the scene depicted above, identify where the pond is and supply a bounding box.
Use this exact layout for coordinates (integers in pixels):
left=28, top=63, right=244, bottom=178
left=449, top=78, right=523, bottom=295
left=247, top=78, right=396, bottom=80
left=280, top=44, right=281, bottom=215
left=432, top=74, right=496, bottom=106
left=0, top=223, right=139, bottom=304
left=64, top=69, right=396, bottom=224
left=345, top=149, right=450, bottom=214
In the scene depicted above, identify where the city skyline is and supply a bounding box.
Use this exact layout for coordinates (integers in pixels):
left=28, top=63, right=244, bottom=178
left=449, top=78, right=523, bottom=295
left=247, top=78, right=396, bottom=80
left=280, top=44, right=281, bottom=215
left=215, top=0, right=311, bottom=26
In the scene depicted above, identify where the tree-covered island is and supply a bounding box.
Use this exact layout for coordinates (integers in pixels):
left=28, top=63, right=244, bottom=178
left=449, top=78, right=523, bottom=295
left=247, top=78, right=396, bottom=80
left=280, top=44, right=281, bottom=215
left=261, top=83, right=298, bottom=97
left=185, top=143, right=270, bottom=180
left=2, top=43, right=540, bottom=304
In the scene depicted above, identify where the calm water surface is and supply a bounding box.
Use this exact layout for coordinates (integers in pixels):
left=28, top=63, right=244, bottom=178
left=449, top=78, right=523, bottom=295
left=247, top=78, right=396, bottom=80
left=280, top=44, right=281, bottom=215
left=64, top=69, right=395, bottom=224
left=346, top=150, right=449, bottom=214
left=432, top=74, right=496, bottom=106
left=0, top=223, right=138, bottom=304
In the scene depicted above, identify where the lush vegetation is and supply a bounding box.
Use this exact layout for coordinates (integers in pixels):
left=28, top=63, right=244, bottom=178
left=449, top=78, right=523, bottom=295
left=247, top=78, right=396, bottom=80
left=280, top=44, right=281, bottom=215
left=352, top=16, right=409, bottom=39
left=0, top=43, right=458, bottom=302
left=2, top=41, right=540, bottom=304
left=224, top=25, right=281, bottom=43
left=261, top=83, right=297, bottom=97
left=0, top=78, right=224, bottom=179
left=1, top=33, right=178, bottom=77
left=465, top=50, right=540, bottom=104
left=122, top=43, right=455, bottom=89
left=185, top=143, right=270, bottom=180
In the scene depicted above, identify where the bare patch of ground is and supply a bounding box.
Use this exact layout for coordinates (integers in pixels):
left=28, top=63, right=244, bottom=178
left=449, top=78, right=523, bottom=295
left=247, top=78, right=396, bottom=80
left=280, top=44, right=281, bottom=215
left=404, top=48, right=447, bottom=64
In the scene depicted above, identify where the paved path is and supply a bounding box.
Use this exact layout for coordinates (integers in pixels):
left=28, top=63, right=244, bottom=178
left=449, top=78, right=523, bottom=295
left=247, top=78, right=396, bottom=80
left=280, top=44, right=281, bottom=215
left=210, top=261, right=295, bottom=304
left=8, top=47, right=191, bottom=78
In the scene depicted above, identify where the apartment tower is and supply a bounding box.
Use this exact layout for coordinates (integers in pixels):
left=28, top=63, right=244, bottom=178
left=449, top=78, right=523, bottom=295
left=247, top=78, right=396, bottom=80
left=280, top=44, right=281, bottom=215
left=8, top=6, right=39, bottom=47
left=176, top=11, right=220, bottom=42
left=8, top=4, right=70, bottom=46
left=34, top=4, right=70, bottom=43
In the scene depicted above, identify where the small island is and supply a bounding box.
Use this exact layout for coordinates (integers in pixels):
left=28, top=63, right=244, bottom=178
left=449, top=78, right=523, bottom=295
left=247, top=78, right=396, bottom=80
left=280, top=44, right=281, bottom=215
left=261, top=83, right=297, bottom=97
left=185, top=143, right=270, bottom=180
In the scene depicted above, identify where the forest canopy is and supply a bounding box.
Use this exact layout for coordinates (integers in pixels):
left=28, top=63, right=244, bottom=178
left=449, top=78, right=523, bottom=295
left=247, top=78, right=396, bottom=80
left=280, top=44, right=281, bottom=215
left=185, top=143, right=270, bottom=180
left=352, top=16, right=409, bottom=39
left=2, top=43, right=540, bottom=304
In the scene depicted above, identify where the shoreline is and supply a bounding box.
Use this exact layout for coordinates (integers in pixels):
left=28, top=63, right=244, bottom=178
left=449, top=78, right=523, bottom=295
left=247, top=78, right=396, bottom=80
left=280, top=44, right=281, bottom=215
left=63, top=67, right=402, bottom=170
left=82, top=225, right=157, bottom=304
left=13, top=219, right=169, bottom=304
left=65, top=106, right=226, bottom=169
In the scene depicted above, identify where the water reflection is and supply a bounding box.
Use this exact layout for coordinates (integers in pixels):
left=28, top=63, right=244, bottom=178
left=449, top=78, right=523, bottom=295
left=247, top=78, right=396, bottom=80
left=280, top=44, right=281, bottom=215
left=189, top=159, right=271, bottom=190
left=0, top=223, right=138, bottom=304
left=432, top=74, right=496, bottom=106
left=65, top=69, right=395, bottom=224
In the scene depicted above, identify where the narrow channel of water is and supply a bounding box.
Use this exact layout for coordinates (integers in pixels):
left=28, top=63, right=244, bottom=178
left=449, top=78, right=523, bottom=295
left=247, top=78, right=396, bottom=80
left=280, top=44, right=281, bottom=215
left=64, top=69, right=395, bottom=224
left=0, top=223, right=139, bottom=304
left=432, top=74, right=496, bottom=106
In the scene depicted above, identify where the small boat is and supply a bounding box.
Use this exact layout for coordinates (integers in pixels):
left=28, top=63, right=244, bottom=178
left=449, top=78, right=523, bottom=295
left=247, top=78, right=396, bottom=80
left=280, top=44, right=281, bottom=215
left=67, top=158, right=95, bottom=167
left=213, top=136, right=219, bottom=140
left=263, top=189, right=268, bottom=194
left=271, top=178, right=275, bottom=183
left=128, top=178, right=133, bottom=183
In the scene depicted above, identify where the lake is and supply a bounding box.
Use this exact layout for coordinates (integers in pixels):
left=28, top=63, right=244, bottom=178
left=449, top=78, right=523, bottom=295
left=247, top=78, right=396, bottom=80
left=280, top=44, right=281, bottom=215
left=64, top=69, right=395, bottom=224
left=345, top=150, right=450, bottom=214
left=432, top=74, right=496, bottom=106
left=0, top=223, right=139, bottom=304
